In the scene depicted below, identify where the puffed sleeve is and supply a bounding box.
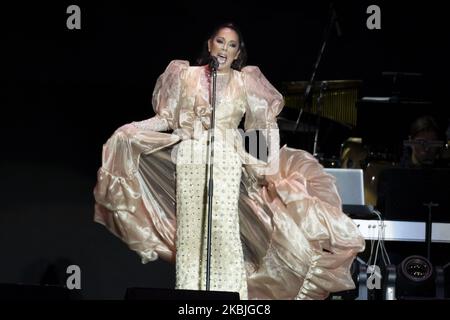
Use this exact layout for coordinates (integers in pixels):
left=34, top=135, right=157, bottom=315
left=132, top=60, right=189, bottom=131
left=242, top=65, right=284, bottom=131
left=242, top=66, right=284, bottom=172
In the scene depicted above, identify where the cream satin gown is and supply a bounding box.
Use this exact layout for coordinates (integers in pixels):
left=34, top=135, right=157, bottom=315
left=175, top=73, right=248, bottom=298
left=93, top=60, right=366, bottom=300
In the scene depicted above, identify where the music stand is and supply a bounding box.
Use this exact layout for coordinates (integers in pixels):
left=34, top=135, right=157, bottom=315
left=376, top=168, right=450, bottom=223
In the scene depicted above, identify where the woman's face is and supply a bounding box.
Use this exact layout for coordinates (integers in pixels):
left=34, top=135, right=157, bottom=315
left=208, top=27, right=241, bottom=72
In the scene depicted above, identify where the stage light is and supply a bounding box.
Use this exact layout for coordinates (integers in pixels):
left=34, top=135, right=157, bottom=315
left=401, top=255, right=433, bottom=282
left=328, top=258, right=369, bottom=300
left=396, top=255, right=436, bottom=299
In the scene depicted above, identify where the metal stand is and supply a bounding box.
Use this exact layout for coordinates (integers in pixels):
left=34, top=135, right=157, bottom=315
left=312, top=81, right=328, bottom=157
left=294, top=2, right=340, bottom=132
left=423, top=202, right=439, bottom=261
left=383, top=265, right=397, bottom=300
left=205, top=65, right=217, bottom=291
left=355, top=262, right=368, bottom=300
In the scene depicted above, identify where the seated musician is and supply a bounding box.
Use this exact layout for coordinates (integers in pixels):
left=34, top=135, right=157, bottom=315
left=400, top=115, right=449, bottom=168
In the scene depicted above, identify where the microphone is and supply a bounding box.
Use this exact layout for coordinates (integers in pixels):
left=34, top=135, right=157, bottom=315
left=209, top=55, right=219, bottom=70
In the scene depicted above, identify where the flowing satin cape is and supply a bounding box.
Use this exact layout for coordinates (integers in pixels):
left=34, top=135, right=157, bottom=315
left=93, top=60, right=365, bottom=300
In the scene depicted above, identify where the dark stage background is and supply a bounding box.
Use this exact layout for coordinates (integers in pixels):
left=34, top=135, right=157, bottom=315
left=1, top=0, right=449, bottom=299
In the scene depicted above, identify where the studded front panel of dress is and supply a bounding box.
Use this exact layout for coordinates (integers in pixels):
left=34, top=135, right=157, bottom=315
left=175, top=138, right=248, bottom=299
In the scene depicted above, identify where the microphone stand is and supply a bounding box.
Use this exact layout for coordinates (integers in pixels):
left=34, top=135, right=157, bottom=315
left=205, top=62, right=217, bottom=291
left=312, top=81, right=328, bottom=157
left=294, top=2, right=340, bottom=135
left=423, top=202, right=439, bottom=261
